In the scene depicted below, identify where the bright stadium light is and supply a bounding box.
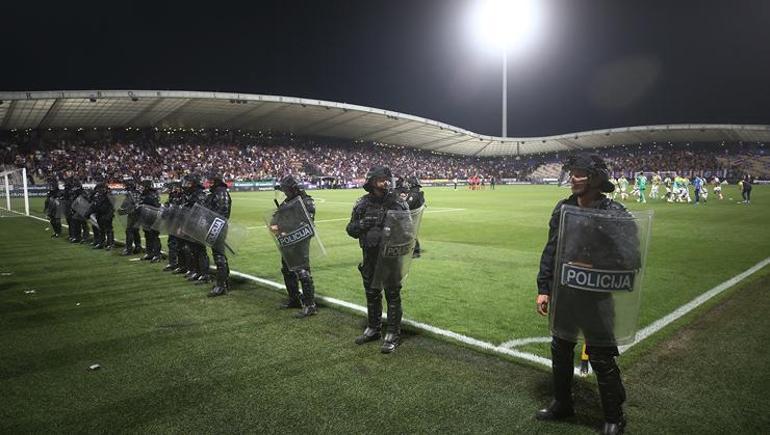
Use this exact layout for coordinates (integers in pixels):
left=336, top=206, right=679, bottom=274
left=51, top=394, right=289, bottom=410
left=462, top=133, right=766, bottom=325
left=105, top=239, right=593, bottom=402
left=471, top=0, right=539, bottom=52
left=469, top=0, right=542, bottom=137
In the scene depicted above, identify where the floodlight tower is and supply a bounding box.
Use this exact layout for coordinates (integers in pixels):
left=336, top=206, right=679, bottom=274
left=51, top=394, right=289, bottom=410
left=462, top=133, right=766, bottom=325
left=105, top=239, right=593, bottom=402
left=471, top=0, right=539, bottom=138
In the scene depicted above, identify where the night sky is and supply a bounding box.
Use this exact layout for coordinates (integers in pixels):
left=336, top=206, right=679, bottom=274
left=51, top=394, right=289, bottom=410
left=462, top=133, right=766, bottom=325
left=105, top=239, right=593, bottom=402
left=3, top=0, right=769, bottom=137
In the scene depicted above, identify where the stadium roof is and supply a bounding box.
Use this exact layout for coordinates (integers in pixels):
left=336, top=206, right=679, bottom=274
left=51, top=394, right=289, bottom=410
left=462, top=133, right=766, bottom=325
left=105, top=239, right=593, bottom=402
left=1, top=90, right=768, bottom=157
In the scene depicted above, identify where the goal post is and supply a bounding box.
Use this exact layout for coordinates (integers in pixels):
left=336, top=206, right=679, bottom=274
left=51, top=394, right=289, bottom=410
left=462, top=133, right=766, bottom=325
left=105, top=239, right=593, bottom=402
left=0, top=167, right=30, bottom=217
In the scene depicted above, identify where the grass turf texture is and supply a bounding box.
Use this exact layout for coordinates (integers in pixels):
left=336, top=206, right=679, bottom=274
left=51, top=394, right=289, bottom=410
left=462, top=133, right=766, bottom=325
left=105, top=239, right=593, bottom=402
left=23, top=185, right=770, bottom=354
left=2, top=216, right=769, bottom=433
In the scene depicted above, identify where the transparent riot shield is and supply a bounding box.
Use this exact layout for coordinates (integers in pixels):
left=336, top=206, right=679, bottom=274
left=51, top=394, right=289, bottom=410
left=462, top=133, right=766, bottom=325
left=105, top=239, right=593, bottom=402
left=45, top=198, right=65, bottom=218
left=550, top=205, right=653, bottom=347
left=371, top=206, right=425, bottom=289
left=111, top=194, right=133, bottom=234
left=71, top=196, right=91, bottom=220
left=156, top=204, right=185, bottom=237
left=136, top=204, right=163, bottom=231
left=264, top=196, right=326, bottom=271
left=178, top=203, right=247, bottom=255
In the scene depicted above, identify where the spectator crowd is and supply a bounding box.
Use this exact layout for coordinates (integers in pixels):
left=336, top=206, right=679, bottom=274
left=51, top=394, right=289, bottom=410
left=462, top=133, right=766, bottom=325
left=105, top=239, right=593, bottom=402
left=0, top=128, right=765, bottom=184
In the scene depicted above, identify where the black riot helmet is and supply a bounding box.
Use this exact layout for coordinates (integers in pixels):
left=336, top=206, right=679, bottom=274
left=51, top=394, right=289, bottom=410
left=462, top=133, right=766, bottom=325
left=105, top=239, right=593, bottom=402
left=406, top=176, right=421, bottom=189
left=276, top=175, right=302, bottom=199
left=47, top=178, right=59, bottom=191
left=561, top=153, right=615, bottom=193
left=182, top=174, right=202, bottom=191
left=209, top=175, right=227, bottom=189
left=363, top=166, right=393, bottom=193
left=141, top=179, right=154, bottom=192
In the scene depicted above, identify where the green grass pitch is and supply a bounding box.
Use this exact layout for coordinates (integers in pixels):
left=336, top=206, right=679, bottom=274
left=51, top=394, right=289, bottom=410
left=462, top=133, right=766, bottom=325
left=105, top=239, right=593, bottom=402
left=3, top=184, right=770, bottom=432
left=22, top=185, right=770, bottom=354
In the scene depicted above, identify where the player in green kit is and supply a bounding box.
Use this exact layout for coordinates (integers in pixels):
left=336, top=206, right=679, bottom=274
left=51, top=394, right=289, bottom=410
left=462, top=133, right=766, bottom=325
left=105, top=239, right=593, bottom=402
left=635, top=172, right=648, bottom=203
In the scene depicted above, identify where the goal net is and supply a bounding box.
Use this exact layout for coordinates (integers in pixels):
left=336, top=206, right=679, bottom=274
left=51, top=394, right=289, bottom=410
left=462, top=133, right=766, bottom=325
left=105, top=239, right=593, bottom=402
left=0, top=167, right=30, bottom=218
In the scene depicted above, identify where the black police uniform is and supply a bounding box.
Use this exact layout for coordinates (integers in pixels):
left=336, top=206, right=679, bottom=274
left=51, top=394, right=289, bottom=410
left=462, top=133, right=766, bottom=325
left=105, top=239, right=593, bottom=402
left=536, top=154, right=638, bottom=434
left=182, top=180, right=210, bottom=283
left=69, top=181, right=88, bottom=243
left=87, top=188, right=101, bottom=246
left=206, top=178, right=232, bottom=296
left=140, top=182, right=162, bottom=262
left=163, top=184, right=185, bottom=272
left=120, top=181, right=143, bottom=255
left=44, top=182, right=62, bottom=238
left=346, top=167, right=409, bottom=352
left=61, top=180, right=75, bottom=241
left=90, top=184, right=115, bottom=250
left=275, top=178, right=318, bottom=316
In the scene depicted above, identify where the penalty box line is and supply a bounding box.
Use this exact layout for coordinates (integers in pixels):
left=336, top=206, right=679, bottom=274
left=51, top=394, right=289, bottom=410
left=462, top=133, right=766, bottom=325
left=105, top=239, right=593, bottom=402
left=500, top=256, right=770, bottom=355
left=23, top=212, right=552, bottom=370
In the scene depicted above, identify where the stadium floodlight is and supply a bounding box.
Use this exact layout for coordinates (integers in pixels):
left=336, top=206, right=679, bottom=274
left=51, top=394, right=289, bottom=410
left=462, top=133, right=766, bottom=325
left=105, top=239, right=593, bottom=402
left=469, top=0, right=541, bottom=138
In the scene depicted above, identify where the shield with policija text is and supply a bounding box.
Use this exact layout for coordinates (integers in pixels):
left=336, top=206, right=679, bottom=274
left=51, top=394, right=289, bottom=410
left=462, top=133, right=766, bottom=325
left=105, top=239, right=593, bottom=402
left=371, top=206, right=425, bottom=290
left=550, top=205, right=653, bottom=347
left=175, top=203, right=246, bottom=255
left=71, top=196, right=91, bottom=220
left=265, top=196, right=326, bottom=271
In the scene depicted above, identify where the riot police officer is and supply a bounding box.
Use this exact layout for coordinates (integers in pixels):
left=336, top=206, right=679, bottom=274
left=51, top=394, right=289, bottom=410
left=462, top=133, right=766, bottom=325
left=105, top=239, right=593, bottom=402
left=206, top=175, right=232, bottom=297
left=396, top=176, right=425, bottom=258
left=273, top=175, right=318, bottom=317
left=44, top=178, right=62, bottom=238
left=62, top=178, right=75, bottom=241
left=69, top=179, right=89, bottom=243
left=535, top=154, right=639, bottom=435
left=140, top=180, right=162, bottom=262
left=182, top=174, right=210, bottom=283
left=346, top=166, right=409, bottom=353
left=90, top=181, right=115, bottom=250
left=119, top=178, right=143, bottom=255
left=163, top=182, right=185, bottom=272
left=87, top=187, right=101, bottom=247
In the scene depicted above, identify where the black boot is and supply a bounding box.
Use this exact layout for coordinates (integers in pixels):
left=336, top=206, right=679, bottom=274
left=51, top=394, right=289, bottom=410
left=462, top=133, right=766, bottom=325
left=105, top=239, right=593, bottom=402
left=535, top=400, right=575, bottom=421
left=208, top=285, right=228, bottom=297
left=591, top=354, right=627, bottom=434
left=599, top=418, right=626, bottom=435
left=380, top=332, right=400, bottom=353
left=294, top=304, right=317, bottom=318
left=355, top=327, right=381, bottom=345
left=172, top=267, right=187, bottom=274
left=278, top=298, right=302, bottom=309
left=163, top=264, right=177, bottom=272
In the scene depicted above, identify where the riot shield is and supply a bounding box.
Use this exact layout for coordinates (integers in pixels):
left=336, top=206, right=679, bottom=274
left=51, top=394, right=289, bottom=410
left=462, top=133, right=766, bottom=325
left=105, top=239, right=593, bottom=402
left=550, top=205, right=653, bottom=347
left=136, top=204, right=163, bottom=231
left=111, top=194, right=132, bottom=234
left=177, top=203, right=246, bottom=255
left=264, top=196, right=326, bottom=271
left=45, top=198, right=65, bottom=218
left=371, top=206, right=425, bottom=289
left=71, top=196, right=91, bottom=220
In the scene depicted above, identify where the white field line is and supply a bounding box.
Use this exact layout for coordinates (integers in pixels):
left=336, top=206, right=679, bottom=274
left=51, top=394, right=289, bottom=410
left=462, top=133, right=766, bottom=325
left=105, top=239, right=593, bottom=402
left=502, top=256, right=770, bottom=357
left=500, top=336, right=552, bottom=348
left=22, top=211, right=552, bottom=369
left=230, top=269, right=554, bottom=368
left=619, top=255, right=770, bottom=353
left=25, top=212, right=768, bottom=373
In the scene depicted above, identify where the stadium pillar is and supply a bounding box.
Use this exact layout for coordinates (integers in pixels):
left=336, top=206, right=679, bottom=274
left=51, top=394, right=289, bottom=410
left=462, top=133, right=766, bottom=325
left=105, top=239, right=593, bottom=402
left=502, top=49, right=507, bottom=138
left=22, top=168, right=29, bottom=216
